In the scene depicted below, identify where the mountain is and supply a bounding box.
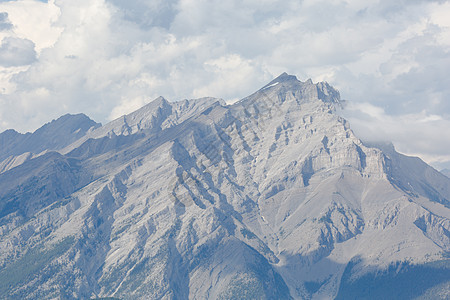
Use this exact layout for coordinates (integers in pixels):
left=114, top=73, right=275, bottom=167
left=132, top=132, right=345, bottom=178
left=0, top=113, right=100, bottom=173
left=0, top=73, right=449, bottom=299
left=441, top=169, right=450, bottom=178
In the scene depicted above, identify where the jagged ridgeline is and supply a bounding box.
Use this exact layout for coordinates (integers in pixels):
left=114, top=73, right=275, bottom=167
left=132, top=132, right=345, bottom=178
left=0, top=73, right=449, bottom=299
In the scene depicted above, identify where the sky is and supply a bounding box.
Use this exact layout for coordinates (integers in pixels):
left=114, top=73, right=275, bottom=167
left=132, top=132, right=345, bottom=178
left=0, top=0, right=449, bottom=170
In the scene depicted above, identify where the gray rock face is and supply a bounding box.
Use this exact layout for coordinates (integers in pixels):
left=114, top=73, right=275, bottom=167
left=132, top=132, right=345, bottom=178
left=0, top=74, right=449, bottom=299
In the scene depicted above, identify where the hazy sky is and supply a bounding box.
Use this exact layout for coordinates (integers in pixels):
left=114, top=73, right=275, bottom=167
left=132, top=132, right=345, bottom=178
left=0, top=0, right=449, bottom=169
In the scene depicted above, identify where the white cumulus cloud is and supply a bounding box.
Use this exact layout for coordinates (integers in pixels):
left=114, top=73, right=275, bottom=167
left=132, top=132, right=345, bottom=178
left=0, top=0, right=449, bottom=169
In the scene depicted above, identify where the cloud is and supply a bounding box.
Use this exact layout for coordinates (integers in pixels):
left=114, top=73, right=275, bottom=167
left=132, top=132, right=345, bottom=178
left=106, top=0, right=178, bottom=29
left=0, top=12, right=12, bottom=31
left=0, top=0, right=61, bottom=53
left=0, top=36, right=36, bottom=66
left=0, top=0, right=449, bottom=169
left=342, top=101, right=450, bottom=169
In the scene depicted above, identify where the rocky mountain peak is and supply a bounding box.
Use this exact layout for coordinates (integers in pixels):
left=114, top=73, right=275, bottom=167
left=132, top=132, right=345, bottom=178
left=316, top=81, right=341, bottom=105
left=260, top=72, right=299, bottom=89
left=0, top=74, right=449, bottom=299
left=240, top=73, right=341, bottom=114
left=0, top=113, right=100, bottom=163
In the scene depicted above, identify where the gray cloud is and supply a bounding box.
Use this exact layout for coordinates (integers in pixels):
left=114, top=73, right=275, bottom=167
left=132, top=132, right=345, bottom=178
left=107, top=0, right=178, bottom=29
left=0, top=12, right=12, bottom=30
left=0, top=37, right=36, bottom=67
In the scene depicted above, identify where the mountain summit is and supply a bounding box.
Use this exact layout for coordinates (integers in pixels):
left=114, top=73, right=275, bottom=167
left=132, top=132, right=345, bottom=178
left=0, top=74, right=449, bottom=299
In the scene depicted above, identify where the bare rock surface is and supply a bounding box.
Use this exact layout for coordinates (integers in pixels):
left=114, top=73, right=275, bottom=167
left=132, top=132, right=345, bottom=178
left=0, top=73, right=449, bottom=299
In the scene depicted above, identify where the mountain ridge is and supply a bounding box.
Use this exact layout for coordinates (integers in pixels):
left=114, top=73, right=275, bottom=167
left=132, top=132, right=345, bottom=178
left=0, top=73, right=449, bottom=299
left=0, top=113, right=100, bottom=173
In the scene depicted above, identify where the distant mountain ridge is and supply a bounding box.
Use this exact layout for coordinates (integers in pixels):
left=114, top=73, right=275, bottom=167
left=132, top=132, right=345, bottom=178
left=0, top=113, right=100, bottom=173
left=0, top=73, right=449, bottom=299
